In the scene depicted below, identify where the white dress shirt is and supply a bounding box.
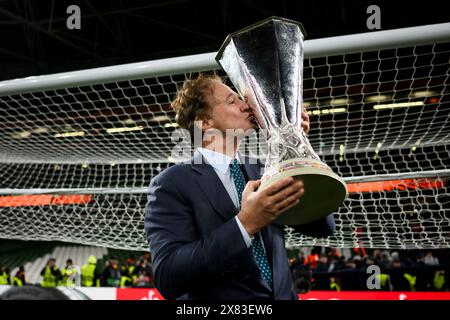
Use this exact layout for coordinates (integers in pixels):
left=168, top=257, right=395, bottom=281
left=197, top=147, right=253, bottom=248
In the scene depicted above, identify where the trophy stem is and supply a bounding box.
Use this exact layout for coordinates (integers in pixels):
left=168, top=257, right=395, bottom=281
left=265, top=124, right=322, bottom=171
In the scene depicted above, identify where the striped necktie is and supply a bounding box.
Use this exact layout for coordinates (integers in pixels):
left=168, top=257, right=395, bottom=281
left=229, top=158, right=273, bottom=289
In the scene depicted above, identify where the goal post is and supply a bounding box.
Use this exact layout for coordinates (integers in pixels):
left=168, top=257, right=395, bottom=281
left=0, top=23, right=449, bottom=250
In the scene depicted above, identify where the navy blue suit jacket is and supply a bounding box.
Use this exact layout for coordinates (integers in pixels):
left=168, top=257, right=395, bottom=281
left=144, top=152, right=335, bottom=300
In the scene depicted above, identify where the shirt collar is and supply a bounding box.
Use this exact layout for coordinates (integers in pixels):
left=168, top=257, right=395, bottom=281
left=197, top=147, right=241, bottom=175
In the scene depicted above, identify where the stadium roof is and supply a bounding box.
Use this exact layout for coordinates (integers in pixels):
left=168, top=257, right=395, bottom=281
left=0, top=0, right=449, bottom=81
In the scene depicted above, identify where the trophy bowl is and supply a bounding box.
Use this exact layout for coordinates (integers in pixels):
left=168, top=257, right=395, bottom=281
left=259, top=158, right=347, bottom=225
left=216, top=16, right=348, bottom=225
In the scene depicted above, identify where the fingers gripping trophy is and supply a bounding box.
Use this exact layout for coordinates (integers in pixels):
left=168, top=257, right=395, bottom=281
left=216, top=17, right=348, bottom=225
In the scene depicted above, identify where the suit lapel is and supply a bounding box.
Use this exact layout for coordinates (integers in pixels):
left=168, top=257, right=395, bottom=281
left=190, top=152, right=239, bottom=221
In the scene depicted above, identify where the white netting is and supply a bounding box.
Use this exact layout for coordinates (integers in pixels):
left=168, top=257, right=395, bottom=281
left=0, top=24, right=449, bottom=250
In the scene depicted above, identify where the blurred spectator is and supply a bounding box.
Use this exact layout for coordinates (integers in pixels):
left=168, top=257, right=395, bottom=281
left=334, top=256, right=347, bottom=271
left=414, top=252, right=434, bottom=291
left=433, top=270, right=445, bottom=291
left=373, top=249, right=382, bottom=265
left=327, top=256, right=336, bottom=273
left=40, top=258, right=61, bottom=288
left=330, top=277, right=341, bottom=291
left=135, top=253, right=154, bottom=288
left=81, top=255, right=100, bottom=287
left=307, top=247, right=321, bottom=270
left=0, top=265, right=10, bottom=285
left=352, top=255, right=365, bottom=270
left=60, top=259, right=78, bottom=287
left=352, top=246, right=366, bottom=258
left=336, top=257, right=365, bottom=291
left=290, top=253, right=312, bottom=293
left=120, top=256, right=137, bottom=288
left=102, top=256, right=121, bottom=287
left=313, top=254, right=330, bottom=290
left=391, top=251, right=399, bottom=261
left=141, top=254, right=152, bottom=271
left=135, top=268, right=153, bottom=288
left=12, top=266, right=26, bottom=286
left=424, top=251, right=439, bottom=266
left=389, top=258, right=412, bottom=291
left=326, top=247, right=341, bottom=261
left=379, top=251, right=392, bottom=270
left=290, top=252, right=305, bottom=275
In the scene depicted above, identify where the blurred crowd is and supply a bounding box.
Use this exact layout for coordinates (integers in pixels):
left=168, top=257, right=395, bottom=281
left=0, top=252, right=154, bottom=288
left=289, top=247, right=450, bottom=292
left=2, top=247, right=449, bottom=293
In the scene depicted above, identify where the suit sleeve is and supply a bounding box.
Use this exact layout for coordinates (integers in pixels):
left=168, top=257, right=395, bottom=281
left=290, top=213, right=336, bottom=238
left=144, top=172, right=250, bottom=299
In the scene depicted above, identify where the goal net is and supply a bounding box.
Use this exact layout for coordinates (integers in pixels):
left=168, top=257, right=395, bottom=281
left=0, top=23, right=449, bottom=250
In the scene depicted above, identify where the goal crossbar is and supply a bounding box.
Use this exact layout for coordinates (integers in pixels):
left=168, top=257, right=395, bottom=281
left=0, top=23, right=449, bottom=97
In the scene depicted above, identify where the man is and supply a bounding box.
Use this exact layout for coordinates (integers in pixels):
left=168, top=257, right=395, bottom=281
left=12, top=266, right=26, bottom=286
left=101, top=256, right=121, bottom=287
left=145, top=74, right=335, bottom=300
left=60, top=259, right=77, bottom=287
left=40, top=258, right=61, bottom=288
left=120, top=257, right=137, bottom=288
left=0, top=265, right=10, bottom=285
left=81, top=255, right=100, bottom=287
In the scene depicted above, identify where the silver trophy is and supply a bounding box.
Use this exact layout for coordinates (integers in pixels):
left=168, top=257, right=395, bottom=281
left=216, top=17, right=347, bottom=225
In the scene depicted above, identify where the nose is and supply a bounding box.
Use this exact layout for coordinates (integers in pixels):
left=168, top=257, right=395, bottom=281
left=239, top=96, right=250, bottom=112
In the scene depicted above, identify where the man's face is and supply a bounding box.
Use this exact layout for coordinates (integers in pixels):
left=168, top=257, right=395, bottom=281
left=205, top=82, right=256, bottom=134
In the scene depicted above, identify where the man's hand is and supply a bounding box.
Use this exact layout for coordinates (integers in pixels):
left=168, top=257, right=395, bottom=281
left=237, top=177, right=305, bottom=237
left=301, top=110, right=310, bottom=134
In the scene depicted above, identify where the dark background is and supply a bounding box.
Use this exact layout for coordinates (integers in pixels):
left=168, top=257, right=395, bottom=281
left=0, top=0, right=449, bottom=81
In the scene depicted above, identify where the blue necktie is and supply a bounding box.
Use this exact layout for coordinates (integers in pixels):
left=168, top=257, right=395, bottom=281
left=229, top=158, right=273, bottom=289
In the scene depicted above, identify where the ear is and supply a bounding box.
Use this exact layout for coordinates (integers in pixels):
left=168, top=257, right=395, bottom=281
left=194, top=118, right=213, bottom=131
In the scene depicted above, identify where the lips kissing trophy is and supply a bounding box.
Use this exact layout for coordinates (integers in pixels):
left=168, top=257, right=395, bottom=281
left=216, top=17, right=347, bottom=225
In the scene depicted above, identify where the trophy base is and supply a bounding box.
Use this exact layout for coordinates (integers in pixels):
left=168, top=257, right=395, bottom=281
left=260, top=158, right=347, bottom=226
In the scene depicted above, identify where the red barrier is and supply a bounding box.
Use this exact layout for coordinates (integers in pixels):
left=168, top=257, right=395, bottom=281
left=298, top=291, right=450, bottom=300
left=114, top=288, right=450, bottom=300
left=116, top=288, right=164, bottom=300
